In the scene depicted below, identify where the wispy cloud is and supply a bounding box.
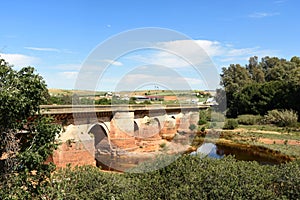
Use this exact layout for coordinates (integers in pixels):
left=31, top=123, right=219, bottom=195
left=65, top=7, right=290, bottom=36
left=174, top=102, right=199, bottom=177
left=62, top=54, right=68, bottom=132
left=248, top=12, right=280, bottom=18
left=54, top=63, right=81, bottom=71
left=25, top=46, right=60, bottom=52
left=0, top=53, right=39, bottom=67
left=59, top=71, right=78, bottom=79
left=128, top=39, right=277, bottom=68
left=274, top=0, right=287, bottom=4
left=101, top=59, right=123, bottom=66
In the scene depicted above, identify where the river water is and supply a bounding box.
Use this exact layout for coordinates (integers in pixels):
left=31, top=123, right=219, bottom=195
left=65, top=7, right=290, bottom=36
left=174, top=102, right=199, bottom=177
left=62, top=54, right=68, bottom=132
left=191, top=143, right=282, bottom=165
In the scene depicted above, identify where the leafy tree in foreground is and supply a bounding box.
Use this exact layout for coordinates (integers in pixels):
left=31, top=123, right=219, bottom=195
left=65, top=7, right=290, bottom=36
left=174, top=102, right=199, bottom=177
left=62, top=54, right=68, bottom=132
left=0, top=58, right=60, bottom=198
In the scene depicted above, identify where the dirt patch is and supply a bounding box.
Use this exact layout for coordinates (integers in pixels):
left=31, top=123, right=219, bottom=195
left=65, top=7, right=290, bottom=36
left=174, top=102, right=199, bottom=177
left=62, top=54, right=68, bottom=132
left=259, top=138, right=300, bottom=145
left=252, top=130, right=284, bottom=135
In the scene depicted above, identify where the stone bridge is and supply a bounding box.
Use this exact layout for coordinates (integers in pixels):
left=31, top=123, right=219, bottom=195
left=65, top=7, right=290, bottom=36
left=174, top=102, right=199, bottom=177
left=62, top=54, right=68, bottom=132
left=42, top=104, right=209, bottom=168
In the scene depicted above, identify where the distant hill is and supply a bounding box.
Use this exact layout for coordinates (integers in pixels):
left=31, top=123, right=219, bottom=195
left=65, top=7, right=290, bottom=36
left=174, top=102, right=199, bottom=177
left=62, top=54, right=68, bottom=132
left=48, top=88, right=209, bottom=97
left=48, top=89, right=106, bottom=97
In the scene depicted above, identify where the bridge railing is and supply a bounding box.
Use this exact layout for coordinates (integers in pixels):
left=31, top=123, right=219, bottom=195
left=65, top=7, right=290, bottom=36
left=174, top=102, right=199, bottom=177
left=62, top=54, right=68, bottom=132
left=40, top=104, right=210, bottom=114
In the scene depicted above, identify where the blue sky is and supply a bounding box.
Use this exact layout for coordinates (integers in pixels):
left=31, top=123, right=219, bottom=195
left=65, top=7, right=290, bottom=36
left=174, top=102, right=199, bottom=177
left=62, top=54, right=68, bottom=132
left=0, top=0, right=299, bottom=91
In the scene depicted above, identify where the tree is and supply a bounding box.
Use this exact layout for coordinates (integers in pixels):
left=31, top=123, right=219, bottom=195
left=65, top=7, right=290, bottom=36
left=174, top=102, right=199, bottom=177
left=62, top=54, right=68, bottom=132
left=219, top=56, right=300, bottom=118
left=0, top=58, right=60, bottom=198
left=220, top=64, right=252, bottom=117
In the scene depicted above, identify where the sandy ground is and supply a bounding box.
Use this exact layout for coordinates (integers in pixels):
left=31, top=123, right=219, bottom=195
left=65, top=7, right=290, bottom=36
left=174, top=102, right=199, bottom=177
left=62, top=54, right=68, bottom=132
left=258, top=138, right=300, bottom=145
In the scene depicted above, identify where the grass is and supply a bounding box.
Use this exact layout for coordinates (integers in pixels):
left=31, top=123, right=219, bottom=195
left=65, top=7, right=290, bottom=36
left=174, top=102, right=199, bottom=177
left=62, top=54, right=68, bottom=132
left=222, top=130, right=300, bottom=158
left=238, top=124, right=300, bottom=134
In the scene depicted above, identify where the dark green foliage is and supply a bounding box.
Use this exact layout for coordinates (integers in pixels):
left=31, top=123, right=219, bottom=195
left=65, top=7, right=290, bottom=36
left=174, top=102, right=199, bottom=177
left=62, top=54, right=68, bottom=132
left=0, top=58, right=60, bottom=198
left=95, top=98, right=112, bottom=105
left=198, top=109, right=209, bottom=125
left=219, top=56, right=300, bottom=118
left=223, top=119, right=238, bottom=129
left=43, top=165, right=128, bottom=200
left=198, top=118, right=207, bottom=125
left=2, top=155, right=300, bottom=199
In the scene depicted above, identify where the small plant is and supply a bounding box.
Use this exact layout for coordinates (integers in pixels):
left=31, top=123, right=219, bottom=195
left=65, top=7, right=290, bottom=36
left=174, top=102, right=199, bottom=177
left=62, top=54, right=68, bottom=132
left=223, top=119, right=238, bottom=130
left=284, top=140, right=288, bottom=145
left=200, top=127, right=206, bottom=132
left=198, top=109, right=209, bottom=125
left=189, top=124, right=197, bottom=131
left=198, top=119, right=207, bottom=125
left=178, top=131, right=187, bottom=135
left=66, top=139, right=75, bottom=147
left=159, top=143, right=166, bottom=149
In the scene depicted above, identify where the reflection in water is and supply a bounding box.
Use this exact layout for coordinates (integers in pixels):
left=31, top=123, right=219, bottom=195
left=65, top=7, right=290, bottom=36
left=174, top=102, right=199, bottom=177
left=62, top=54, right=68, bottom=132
left=190, top=143, right=224, bottom=159
left=97, top=142, right=283, bottom=172
left=191, top=143, right=282, bottom=165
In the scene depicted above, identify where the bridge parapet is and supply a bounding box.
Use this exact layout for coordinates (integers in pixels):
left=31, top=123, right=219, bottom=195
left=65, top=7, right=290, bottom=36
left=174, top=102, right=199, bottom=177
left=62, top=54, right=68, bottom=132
left=40, top=104, right=209, bottom=114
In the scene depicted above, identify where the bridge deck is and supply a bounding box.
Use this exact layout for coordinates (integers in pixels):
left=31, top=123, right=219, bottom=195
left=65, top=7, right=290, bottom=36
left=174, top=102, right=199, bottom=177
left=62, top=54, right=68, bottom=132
left=40, top=104, right=210, bottom=114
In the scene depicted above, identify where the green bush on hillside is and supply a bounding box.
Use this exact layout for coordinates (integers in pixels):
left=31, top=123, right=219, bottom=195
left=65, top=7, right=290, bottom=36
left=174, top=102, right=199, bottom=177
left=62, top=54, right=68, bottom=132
left=223, top=119, right=239, bottom=129
left=264, top=109, right=298, bottom=127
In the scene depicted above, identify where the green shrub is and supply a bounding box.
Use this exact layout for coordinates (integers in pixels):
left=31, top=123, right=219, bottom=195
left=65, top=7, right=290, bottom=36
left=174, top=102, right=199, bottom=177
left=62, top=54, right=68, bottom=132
left=198, top=109, right=209, bottom=125
left=264, top=109, right=298, bottom=127
left=211, top=111, right=226, bottom=122
left=198, top=119, right=207, bottom=125
left=237, top=114, right=262, bottom=125
left=159, top=142, right=166, bottom=148
left=2, top=156, right=300, bottom=199
left=189, top=124, right=197, bottom=131
left=210, top=122, right=217, bottom=128
left=223, top=119, right=238, bottom=129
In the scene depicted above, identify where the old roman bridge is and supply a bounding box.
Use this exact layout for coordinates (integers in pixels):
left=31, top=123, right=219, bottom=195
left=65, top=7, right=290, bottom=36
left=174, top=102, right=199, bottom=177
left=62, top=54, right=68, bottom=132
left=41, top=104, right=209, bottom=167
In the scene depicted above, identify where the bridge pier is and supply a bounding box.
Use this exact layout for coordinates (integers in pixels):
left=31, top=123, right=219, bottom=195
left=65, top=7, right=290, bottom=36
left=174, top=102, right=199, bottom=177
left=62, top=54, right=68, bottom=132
left=51, top=125, right=96, bottom=168
left=110, top=112, right=137, bottom=150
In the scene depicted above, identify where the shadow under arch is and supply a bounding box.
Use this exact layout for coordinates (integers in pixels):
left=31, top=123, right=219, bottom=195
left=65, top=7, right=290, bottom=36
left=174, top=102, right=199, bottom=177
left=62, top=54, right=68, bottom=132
left=87, top=122, right=112, bottom=156
left=153, top=117, right=161, bottom=136
left=134, top=120, right=139, bottom=137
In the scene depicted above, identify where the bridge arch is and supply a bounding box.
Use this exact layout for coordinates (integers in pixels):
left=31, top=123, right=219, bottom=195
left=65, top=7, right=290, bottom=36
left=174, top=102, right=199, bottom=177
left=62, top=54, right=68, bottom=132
left=87, top=122, right=112, bottom=155
left=153, top=117, right=161, bottom=135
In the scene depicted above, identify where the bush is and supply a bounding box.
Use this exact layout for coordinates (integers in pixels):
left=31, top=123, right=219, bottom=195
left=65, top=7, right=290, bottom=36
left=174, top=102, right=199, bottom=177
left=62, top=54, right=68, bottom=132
left=211, top=111, right=226, bottom=122
left=223, top=119, right=238, bottom=129
left=189, top=124, right=197, bottom=131
left=198, top=119, right=207, bottom=125
left=264, top=109, right=298, bottom=127
left=198, top=110, right=209, bottom=125
left=237, top=114, right=262, bottom=125
left=2, top=157, right=300, bottom=199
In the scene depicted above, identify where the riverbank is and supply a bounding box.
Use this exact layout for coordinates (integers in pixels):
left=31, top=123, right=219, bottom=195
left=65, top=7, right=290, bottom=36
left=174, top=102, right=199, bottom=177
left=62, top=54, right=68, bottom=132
left=192, top=126, right=300, bottom=162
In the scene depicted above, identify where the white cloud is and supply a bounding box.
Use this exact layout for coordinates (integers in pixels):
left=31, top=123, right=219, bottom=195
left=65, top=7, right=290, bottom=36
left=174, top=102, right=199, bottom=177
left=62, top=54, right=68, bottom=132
left=101, top=59, right=123, bottom=66
left=59, top=71, right=78, bottom=79
left=0, top=53, right=39, bottom=67
left=248, top=12, right=280, bottom=18
left=25, top=47, right=60, bottom=52
left=128, top=39, right=277, bottom=69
